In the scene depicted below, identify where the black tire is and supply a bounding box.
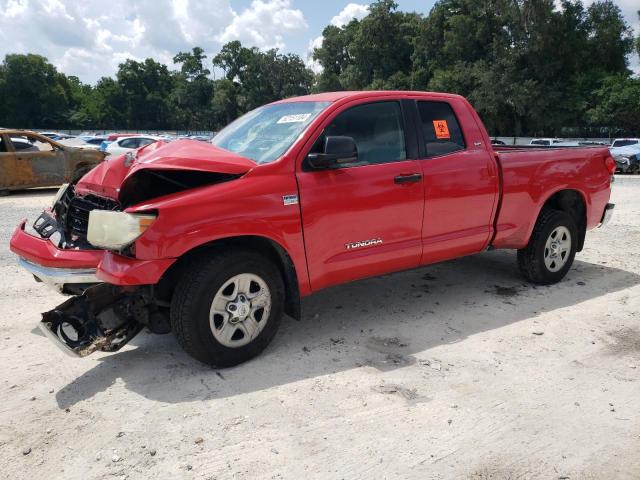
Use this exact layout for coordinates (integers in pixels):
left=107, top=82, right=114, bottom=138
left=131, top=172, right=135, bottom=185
left=170, top=249, right=285, bottom=367
left=517, top=208, right=578, bottom=285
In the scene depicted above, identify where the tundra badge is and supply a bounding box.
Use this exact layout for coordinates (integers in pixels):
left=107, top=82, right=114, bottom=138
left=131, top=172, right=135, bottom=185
left=283, top=194, right=299, bottom=206
left=345, top=238, right=383, bottom=250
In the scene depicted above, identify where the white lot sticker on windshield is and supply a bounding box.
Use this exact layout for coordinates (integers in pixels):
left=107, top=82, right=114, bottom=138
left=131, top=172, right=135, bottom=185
left=277, top=113, right=312, bottom=124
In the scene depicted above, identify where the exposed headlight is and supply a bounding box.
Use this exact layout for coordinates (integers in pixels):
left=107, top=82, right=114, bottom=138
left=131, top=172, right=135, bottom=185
left=87, top=210, right=156, bottom=250
left=614, top=155, right=630, bottom=164
left=51, top=183, right=69, bottom=207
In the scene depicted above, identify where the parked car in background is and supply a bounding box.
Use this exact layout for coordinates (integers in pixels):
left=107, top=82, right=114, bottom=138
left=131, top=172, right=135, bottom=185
left=552, top=141, right=580, bottom=147
left=39, top=131, right=61, bottom=139
left=189, top=135, right=213, bottom=142
left=39, top=132, right=76, bottom=141
left=530, top=138, right=563, bottom=146
left=0, top=129, right=106, bottom=194
left=58, top=137, right=103, bottom=151
left=104, top=135, right=163, bottom=156
left=9, top=137, right=39, bottom=152
left=611, top=138, right=639, bottom=149
left=84, top=137, right=108, bottom=147
left=99, top=133, right=141, bottom=153
left=106, top=133, right=138, bottom=142
left=491, top=139, right=506, bottom=146
left=611, top=145, right=640, bottom=174
left=78, top=135, right=108, bottom=146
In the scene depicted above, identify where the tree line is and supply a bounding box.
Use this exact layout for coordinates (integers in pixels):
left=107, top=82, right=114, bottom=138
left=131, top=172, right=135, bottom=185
left=0, top=0, right=638, bottom=136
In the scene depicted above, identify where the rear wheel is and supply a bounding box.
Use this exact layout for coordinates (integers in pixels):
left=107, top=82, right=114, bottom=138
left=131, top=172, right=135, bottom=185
left=517, top=208, right=578, bottom=285
left=170, top=249, right=285, bottom=367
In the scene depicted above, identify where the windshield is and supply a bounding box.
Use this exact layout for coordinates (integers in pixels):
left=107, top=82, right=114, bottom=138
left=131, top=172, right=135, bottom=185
left=212, top=101, right=330, bottom=164
left=612, top=140, right=639, bottom=148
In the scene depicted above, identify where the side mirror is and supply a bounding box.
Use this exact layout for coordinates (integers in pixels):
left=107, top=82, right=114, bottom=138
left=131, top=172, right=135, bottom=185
left=307, top=136, right=358, bottom=169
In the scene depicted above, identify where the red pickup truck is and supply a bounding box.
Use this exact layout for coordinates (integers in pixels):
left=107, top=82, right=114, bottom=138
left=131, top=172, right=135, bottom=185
left=10, top=91, right=616, bottom=366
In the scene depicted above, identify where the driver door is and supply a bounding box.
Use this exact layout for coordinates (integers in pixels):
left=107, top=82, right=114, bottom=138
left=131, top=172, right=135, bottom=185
left=296, top=100, right=425, bottom=291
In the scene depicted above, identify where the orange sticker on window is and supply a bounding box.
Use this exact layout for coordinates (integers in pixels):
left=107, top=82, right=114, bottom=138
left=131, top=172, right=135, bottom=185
left=433, top=120, right=450, bottom=139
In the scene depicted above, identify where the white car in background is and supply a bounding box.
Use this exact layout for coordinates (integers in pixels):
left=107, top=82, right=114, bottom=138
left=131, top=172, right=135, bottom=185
left=105, top=135, right=163, bottom=157
left=611, top=138, right=639, bottom=149
left=529, top=138, right=563, bottom=146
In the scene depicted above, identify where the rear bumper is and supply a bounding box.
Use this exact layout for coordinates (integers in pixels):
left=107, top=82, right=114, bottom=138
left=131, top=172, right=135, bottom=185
left=599, top=203, right=615, bottom=227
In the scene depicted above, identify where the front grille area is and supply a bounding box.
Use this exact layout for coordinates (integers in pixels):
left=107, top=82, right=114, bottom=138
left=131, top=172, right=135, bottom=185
left=66, top=194, right=120, bottom=240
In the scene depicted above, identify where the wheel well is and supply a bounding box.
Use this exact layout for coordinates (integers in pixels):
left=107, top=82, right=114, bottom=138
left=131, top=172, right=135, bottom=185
left=156, top=236, right=301, bottom=320
left=72, top=163, right=95, bottom=181
left=540, top=190, right=587, bottom=251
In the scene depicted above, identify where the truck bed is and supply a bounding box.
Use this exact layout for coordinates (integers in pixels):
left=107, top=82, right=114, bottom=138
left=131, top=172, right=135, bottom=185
left=490, top=145, right=612, bottom=250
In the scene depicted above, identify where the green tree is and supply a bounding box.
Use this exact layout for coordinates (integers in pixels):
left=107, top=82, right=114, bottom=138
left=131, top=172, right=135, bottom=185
left=171, top=47, right=215, bottom=130
left=588, top=75, right=640, bottom=135
left=0, top=54, right=70, bottom=127
left=116, top=58, right=174, bottom=129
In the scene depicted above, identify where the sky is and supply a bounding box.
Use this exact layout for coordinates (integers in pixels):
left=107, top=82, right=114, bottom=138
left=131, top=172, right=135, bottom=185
left=0, top=0, right=638, bottom=84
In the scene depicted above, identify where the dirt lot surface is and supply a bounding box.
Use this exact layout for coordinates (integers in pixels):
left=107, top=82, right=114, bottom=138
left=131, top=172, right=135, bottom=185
left=0, top=178, right=639, bottom=480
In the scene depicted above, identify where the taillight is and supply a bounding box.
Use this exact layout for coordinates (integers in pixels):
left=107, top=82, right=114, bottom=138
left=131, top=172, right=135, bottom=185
left=604, top=155, right=616, bottom=175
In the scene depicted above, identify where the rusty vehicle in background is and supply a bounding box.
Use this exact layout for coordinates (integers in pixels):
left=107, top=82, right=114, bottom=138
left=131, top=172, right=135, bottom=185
left=0, top=129, right=106, bottom=195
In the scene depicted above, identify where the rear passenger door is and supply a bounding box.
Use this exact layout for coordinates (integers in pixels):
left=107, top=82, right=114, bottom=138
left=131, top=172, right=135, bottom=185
left=414, top=99, right=499, bottom=264
left=297, top=100, right=425, bottom=291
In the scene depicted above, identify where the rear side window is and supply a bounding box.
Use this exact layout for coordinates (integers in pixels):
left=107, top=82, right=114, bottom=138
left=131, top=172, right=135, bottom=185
left=321, top=101, right=406, bottom=166
left=0, top=137, right=5, bottom=152
left=417, top=101, right=465, bottom=157
left=138, top=138, right=155, bottom=147
left=119, top=138, right=137, bottom=149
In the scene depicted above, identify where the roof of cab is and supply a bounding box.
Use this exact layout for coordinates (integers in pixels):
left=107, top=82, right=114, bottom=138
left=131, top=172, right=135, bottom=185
left=273, top=90, right=464, bottom=104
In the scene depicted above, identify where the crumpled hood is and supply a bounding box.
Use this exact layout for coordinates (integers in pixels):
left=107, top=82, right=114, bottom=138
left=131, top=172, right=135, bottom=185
left=75, top=140, right=255, bottom=199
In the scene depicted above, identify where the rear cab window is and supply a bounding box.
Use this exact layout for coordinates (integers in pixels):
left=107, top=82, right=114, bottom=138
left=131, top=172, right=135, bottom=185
left=416, top=101, right=465, bottom=157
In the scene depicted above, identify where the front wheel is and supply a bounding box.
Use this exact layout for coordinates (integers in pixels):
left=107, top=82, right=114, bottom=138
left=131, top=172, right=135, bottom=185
left=517, top=208, right=578, bottom=285
left=170, top=249, right=285, bottom=367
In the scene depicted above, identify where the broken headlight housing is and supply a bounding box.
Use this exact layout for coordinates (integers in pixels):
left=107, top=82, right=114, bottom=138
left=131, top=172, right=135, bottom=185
left=87, top=210, right=156, bottom=250
left=51, top=183, right=70, bottom=207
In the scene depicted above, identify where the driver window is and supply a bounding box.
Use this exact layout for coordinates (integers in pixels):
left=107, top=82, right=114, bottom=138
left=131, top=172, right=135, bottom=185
left=311, top=101, right=406, bottom=167
left=11, top=134, right=54, bottom=152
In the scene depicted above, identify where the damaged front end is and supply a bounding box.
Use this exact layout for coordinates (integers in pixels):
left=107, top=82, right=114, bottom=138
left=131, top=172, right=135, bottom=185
left=40, top=284, right=170, bottom=357
left=12, top=139, right=256, bottom=358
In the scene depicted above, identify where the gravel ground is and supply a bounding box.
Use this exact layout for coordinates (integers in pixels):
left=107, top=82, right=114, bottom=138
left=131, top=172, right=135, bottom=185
left=0, top=177, right=639, bottom=480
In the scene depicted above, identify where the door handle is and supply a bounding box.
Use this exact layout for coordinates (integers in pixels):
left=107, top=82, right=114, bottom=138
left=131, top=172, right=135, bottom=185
left=394, top=173, right=422, bottom=184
